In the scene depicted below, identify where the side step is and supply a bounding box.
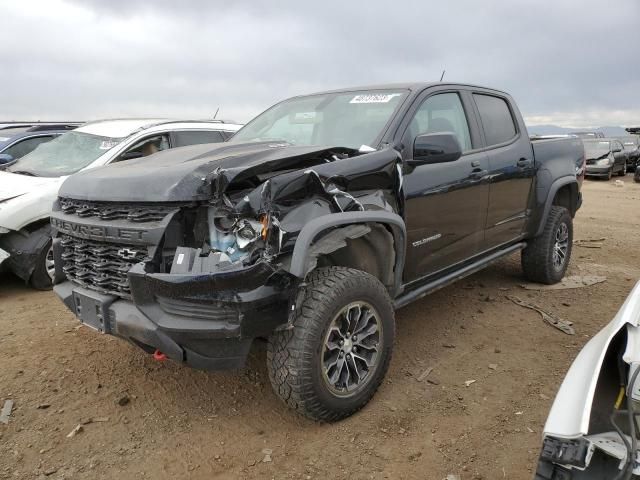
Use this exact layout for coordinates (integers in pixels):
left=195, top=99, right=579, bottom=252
left=393, top=242, right=526, bottom=309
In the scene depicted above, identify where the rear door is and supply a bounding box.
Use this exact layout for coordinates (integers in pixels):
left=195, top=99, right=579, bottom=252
left=399, top=88, right=490, bottom=281
left=612, top=140, right=626, bottom=171
left=471, top=92, right=535, bottom=248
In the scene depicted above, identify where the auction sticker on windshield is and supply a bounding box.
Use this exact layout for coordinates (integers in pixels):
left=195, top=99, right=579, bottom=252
left=99, top=140, right=120, bottom=150
left=350, top=93, right=401, bottom=104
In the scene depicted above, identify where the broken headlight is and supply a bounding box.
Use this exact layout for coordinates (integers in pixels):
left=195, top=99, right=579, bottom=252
left=207, top=207, right=268, bottom=263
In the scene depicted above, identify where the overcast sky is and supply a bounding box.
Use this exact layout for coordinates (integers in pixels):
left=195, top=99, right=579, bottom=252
left=2, top=0, right=639, bottom=128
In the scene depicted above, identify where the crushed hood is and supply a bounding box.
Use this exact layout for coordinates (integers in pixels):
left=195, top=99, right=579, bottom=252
left=58, top=142, right=363, bottom=203
left=0, top=171, right=61, bottom=202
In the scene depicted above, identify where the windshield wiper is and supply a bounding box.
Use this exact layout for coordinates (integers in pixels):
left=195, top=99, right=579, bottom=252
left=10, top=170, right=38, bottom=177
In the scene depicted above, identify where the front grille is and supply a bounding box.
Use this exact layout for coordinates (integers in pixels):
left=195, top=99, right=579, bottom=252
left=59, top=198, right=175, bottom=223
left=60, top=235, right=147, bottom=297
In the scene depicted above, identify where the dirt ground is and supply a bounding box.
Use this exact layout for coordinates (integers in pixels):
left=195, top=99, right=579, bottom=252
left=1, top=175, right=639, bottom=480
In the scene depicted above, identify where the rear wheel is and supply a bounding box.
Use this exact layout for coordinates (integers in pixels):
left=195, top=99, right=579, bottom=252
left=29, top=240, right=54, bottom=290
left=522, top=206, right=573, bottom=285
left=267, top=267, right=395, bottom=422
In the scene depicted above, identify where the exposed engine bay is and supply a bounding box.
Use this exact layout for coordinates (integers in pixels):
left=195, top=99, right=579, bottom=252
left=147, top=145, right=403, bottom=280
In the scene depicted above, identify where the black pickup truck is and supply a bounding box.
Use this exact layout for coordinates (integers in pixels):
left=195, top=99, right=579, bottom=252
left=51, top=83, right=585, bottom=421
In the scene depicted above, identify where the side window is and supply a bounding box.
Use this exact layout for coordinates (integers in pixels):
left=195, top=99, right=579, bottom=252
left=4, top=135, right=54, bottom=159
left=406, top=92, right=472, bottom=152
left=115, top=134, right=170, bottom=162
left=473, top=94, right=517, bottom=146
left=172, top=130, right=225, bottom=147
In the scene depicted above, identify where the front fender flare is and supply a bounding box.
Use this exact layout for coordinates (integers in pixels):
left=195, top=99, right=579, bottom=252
left=288, top=211, right=406, bottom=297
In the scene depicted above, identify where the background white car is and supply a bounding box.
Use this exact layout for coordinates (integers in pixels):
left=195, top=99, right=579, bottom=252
left=535, top=280, right=640, bottom=479
left=0, top=118, right=242, bottom=288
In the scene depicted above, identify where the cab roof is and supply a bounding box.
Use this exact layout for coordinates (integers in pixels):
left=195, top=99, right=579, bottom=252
left=301, top=82, right=509, bottom=97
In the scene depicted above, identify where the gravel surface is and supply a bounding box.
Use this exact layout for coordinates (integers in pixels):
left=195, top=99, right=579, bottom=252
left=1, top=175, right=639, bottom=480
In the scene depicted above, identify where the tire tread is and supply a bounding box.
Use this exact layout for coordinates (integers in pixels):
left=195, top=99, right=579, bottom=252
left=267, top=267, right=394, bottom=422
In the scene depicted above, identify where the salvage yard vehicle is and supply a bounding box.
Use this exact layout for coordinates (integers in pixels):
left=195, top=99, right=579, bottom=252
left=0, top=119, right=242, bottom=289
left=571, top=131, right=605, bottom=139
left=50, top=83, right=585, bottom=421
left=535, top=281, right=640, bottom=480
left=0, top=123, right=79, bottom=165
left=616, top=136, right=640, bottom=173
left=584, top=138, right=628, bottom=179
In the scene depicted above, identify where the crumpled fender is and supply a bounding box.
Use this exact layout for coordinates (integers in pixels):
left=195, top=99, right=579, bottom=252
left=0, top=222, right=51, bottom=281
left=543, top=280, right=640, bottom=438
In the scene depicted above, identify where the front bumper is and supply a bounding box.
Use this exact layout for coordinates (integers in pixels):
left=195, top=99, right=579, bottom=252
left=585, top=165, right=613, bottom=177
left=54, top=262, right=296, bottom=370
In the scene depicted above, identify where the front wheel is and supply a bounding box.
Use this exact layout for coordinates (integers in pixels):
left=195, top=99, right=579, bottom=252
left=521, top=206, right=573, bottom=285
left=30, top=239, right=54, bottom=290
left=267, top=267, right=395, bottom=422
left=618, top=163, right=627, bottom=176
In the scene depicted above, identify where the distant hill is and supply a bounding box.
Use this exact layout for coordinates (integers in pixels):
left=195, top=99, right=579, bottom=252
left=526, top=124, right=630, bottom=137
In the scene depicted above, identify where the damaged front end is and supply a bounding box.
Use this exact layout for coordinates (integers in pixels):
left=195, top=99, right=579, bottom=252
left=52, top=144, right=403, bottom=370
left=535, top=281, right=640, bottom=480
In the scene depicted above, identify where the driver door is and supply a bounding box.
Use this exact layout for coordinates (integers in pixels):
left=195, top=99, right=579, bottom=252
left=401, top=90, right=490, bottom=282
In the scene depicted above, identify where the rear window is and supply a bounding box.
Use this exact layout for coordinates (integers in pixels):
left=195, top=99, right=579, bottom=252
left=473, top=94, right=517, bottom=146
left=172, top=130, right=225, bottom=148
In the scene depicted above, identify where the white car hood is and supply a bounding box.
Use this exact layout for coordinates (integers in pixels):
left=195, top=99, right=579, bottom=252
left=544, top=280, right=640, bottom=438
left=0, top=171, right=60, bottom=201
left=0, top=171, right=65, bottom=230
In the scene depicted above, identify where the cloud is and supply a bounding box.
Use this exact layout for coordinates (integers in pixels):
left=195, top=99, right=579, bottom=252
left=2, top=0, right=639, bottom=127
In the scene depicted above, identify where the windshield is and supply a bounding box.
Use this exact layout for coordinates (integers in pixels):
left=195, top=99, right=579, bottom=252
left=231, top=90, right=408, bottom=150
left=583, top=140, right=611, bottom=159
left=7, top=131, right=123, bottom=177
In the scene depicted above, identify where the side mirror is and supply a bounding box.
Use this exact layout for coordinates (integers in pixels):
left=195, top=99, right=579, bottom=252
left=0, top=153, right=14, bottom=165
left=410, top=132, right=462, bottom=166
left=613, top=147, right=622, bottom=153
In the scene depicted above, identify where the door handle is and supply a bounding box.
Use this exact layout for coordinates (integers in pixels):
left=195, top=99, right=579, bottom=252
left=470, top=168, right=488, bottom=179
left=517, top=158, right=532, bottom=168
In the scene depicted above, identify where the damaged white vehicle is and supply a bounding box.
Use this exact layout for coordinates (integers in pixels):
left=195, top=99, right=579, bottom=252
left=0, top=119, right=241, bottom=289
left=535, top=280, right=640, bottom=480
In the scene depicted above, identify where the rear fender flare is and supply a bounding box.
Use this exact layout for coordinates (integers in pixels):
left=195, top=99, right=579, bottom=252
left=536, top=177, right=579, bottom=237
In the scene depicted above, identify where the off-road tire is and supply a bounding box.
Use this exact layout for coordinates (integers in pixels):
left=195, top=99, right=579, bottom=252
left=521, top=206, right=573, bottom=285
left=29, top=239, right=53, bottom=290
left=267, top=267, right=395, bottom=422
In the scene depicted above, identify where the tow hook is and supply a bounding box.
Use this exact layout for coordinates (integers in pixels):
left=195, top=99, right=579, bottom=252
left=153, top=350, right=167, bottom=361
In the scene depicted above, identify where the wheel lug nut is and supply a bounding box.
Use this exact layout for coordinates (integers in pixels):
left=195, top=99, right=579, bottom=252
left=352, top=335, right=357, bottom=341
